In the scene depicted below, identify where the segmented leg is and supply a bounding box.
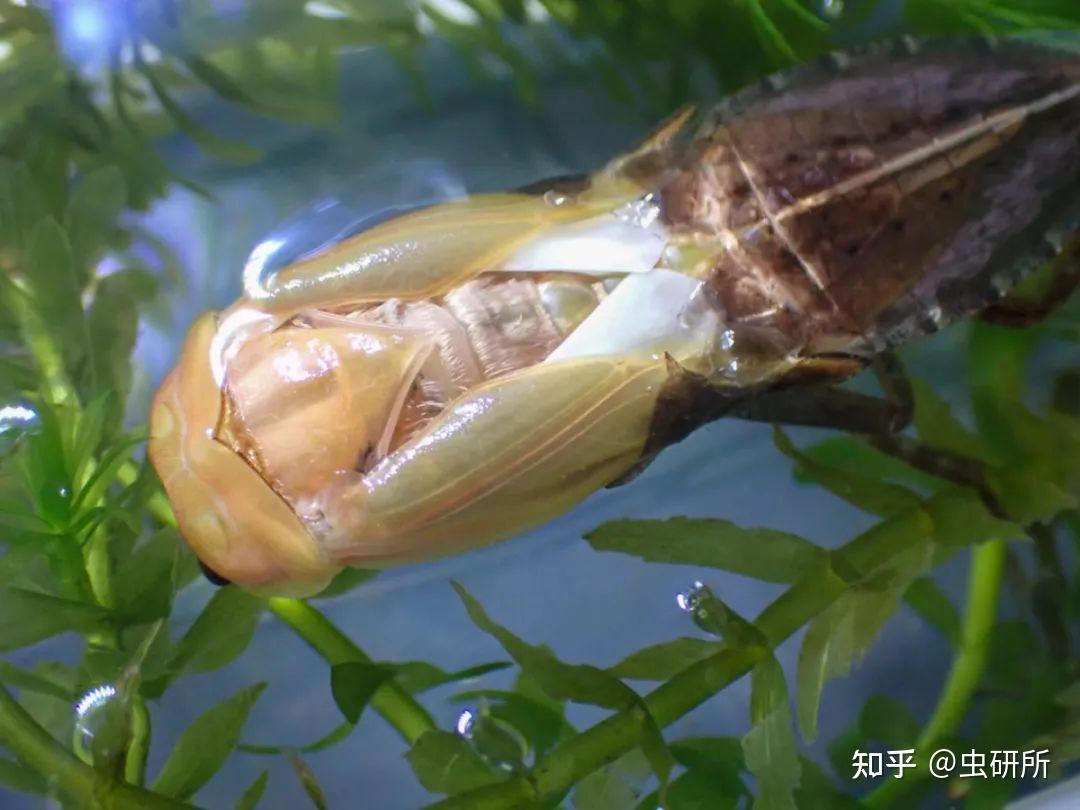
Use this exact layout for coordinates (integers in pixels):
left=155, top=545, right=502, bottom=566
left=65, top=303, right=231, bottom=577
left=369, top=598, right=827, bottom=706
left=719, top=351, right=913, bottom=435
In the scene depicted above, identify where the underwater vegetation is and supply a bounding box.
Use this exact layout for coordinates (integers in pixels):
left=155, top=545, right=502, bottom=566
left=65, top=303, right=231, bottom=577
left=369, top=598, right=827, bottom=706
left=0, top=1, right=1077, bottom=809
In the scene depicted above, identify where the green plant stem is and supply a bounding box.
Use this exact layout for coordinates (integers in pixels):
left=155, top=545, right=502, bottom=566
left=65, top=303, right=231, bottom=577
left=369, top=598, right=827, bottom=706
left=15, top=314, right=156, bottom=791
left=0, top=684, right=193, bottom=809
left=864, top=539, right=1007, bottom=809
left=117, top=460, right=174, bottom=525
left=124, top=698, right=151, bottom=787
left=267, top=597, right=436, bottom=744
left=427, top=510, right=933, bottom=809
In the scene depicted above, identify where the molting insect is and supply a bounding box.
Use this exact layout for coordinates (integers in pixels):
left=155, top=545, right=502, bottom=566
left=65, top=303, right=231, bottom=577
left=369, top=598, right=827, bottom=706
left=150, top=37, right=1080, bottom=595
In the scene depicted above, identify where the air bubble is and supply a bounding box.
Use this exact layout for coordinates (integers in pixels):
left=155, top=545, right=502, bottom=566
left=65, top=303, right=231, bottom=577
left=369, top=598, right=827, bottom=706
left=543, top=190, right=568, bottom=207
left=719, top=329, right=736, bottom=352
left=822, top=0, right=844, bottom=18
left=73, top=684, right=130, bottom=775
left=455, top=708, right=474, bottom=737
left=676, top=581, right=705, bottom=613
left=454, top=706, right=524, bottom=773
left=0, top=403, right=38, bottom=454
left=676, top=581, right=737, bottom=638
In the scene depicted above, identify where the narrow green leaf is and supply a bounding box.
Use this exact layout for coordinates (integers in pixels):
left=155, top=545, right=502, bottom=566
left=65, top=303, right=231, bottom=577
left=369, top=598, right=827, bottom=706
left=17, top=662, right=76, bottom=744
left=234, top=770, right=268, bottom=810
left=670, top=737, right=745, bottom=772
left=585, top=516, right=825, bottom=584
left=0, top=755, right=48, bottom=796
left=152, top=683, right=266, bottom=799
left=142, top=66, right=262, bottom=164
left=796, top=596, right=855, bottom=743
left=794, top=756, right=861, bottom=810
left=0, top=158, right=45, bottom=254
left=799, top=436, right=947, bottom=490
left=639, top=715, right=674, bottom=798
left=859, top=694, right=919, bottom=749
left=391, top=660, right=511, bottom=694
left=240, top=721, right=355, bottom=756
left=968, top=322, right=1041, bottom=464
left=1055, top=681, right=1080, bottom=708
left=85, top=272, right=143, bottom=412
left=26, top=216, right=84, bottom=367
left=0, top=588, right=111, bottom=651
left=742, top=658, right=800, bottom=810
left=170, top=586, right=264, bottom=674
left=182, top=55, right=259, bottom=108
left=774, top=428, right=922, bottom=517
left=406, top=730, right=501, bottom=794
left=65, top=166, right=126, bottom=283
left=313, top=567, right=376, bottom=600
left=330, top=661, right=394, bottom=724
left=0, top=659, right=72, bottom=701
left=826, top=720, right=863, bottom=781
left=903, top=578, right=961, bottom=646
left=452, top=582, right=636, bottom=710
left=608, top=637, right=723, bottom=681
left=909, top=377, right=987, bottom=460
left=574, top=749, right=650, bottom=810
left=925, top=487, right=1023, bottom=547
left=113, top=529, right=180, bottom=624
left=290, top=755, right=328, bottom=810
left=987, top=468, right=1077, bottom=526
left=635, top=768, right=744, bottom=810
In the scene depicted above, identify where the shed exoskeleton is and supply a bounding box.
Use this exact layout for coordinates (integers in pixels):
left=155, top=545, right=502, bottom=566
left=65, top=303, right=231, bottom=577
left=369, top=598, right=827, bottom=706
left=150, top=37, right=1080, bottom=595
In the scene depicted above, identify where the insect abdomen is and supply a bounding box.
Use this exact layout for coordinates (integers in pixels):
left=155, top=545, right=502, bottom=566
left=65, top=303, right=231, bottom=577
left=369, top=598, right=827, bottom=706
left=648, top=38, right=1080, bottom=357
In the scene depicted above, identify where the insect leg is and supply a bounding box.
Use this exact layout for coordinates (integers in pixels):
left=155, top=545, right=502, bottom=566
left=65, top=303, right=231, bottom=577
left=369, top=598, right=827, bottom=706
left=609, top=353, right=908, bottom=488
left=726, top=385, right=906, bottom=435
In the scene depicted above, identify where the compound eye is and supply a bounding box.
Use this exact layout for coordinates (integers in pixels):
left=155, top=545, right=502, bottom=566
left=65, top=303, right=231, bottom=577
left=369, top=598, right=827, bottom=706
left=198, top=559, right=232, bottom=587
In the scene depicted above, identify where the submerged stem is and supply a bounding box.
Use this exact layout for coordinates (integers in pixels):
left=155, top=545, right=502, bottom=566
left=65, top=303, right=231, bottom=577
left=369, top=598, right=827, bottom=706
left=125, top=698, right=151, bottom=787
left=427, top=511, right=932, bottom=809
left=267, top=598, right=437, bottom=744
left=0, top=685, right=192, bottom=810
left=864, top=539, right=1006, bottom=809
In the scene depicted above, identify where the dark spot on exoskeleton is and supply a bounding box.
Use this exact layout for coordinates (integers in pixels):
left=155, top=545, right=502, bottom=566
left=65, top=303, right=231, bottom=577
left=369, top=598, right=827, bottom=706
left=831, top=134, right=850, bottom=147
left=800, top=166, right=831, bottom=190
left=199, top=559, right=232, bottom=587
left=941, top=103, right=968, bottom=124
left=890, top=219, right=907, bottom=233
left=887, top=121, right=908, bottom=138
left=785, top=152, right=800, bottom=164
left=733, top=181, right=752, bottom=197
left=939, top=189, right=954, bottom=204
left=845, top=242, right=862, bottom=257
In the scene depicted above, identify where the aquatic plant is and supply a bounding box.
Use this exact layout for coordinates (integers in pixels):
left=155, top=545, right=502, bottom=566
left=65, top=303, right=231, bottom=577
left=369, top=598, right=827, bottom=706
left=0, top=1, right=1077, bottom=808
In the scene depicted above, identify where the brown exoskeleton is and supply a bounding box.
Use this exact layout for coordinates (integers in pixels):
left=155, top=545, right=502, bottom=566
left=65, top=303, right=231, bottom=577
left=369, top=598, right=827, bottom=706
left=150, top=36, right=1080, bottom=595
